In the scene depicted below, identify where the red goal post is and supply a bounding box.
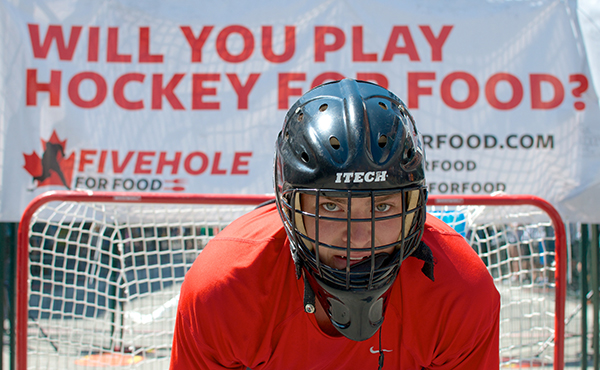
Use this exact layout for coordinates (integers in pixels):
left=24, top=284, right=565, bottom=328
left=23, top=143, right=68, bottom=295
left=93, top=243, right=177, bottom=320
left=16, top=191, right=566, bottom=369
left=429, top=193, right=566, bottom=370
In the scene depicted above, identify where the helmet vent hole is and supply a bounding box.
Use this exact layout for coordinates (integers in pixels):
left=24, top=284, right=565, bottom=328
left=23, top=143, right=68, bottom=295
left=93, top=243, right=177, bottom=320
left=329, top=136, right=340, bottom=150
left=298, top=112, right=304, bottom=121
left=301, top=152, right=309, bottom=163
left=379, top=102, right=388, bottom=110
left=319, top=103, right=328, bottom=112
left=378, top=135, right=388, bottom=148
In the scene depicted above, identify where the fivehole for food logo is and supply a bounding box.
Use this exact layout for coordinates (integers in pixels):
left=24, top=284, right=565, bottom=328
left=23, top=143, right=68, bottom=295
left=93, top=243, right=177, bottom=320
left=23, top=130, right=74, bottom=190
left=22, top=130, right=253, bottom=192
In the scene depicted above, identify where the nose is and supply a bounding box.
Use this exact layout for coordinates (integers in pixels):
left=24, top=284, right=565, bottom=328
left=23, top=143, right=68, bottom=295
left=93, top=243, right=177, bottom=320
left=341, top=220, right=373, bottom=251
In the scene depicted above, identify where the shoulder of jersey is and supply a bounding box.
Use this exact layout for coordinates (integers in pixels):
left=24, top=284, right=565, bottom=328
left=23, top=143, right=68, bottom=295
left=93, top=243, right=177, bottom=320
left=215, top=201, right=286, bottom=241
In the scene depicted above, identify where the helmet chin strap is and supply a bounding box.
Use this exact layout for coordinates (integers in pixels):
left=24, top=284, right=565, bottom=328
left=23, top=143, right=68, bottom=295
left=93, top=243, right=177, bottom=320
left=303, top=272, right=316, bottom=314
left=378, top=327, right=385, bottom=370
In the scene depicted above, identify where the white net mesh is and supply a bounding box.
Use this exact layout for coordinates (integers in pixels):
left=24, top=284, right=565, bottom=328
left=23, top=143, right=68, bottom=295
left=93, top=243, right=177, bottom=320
left=26, top=201, right=255, bottom=369
left=22, top=197, right=559, bottom=369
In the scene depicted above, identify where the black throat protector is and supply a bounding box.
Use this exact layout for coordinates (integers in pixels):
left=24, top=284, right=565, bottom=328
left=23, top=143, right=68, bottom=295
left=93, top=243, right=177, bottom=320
left=303, top=252, right=399, bottom=341
left=302, top=242, right=435, bottom=341
left=305, top=268, right=395, bottom=341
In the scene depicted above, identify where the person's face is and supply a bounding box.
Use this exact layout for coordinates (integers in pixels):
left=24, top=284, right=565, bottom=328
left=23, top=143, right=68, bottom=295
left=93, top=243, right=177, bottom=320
left=299, top=194, right=404, bottom=270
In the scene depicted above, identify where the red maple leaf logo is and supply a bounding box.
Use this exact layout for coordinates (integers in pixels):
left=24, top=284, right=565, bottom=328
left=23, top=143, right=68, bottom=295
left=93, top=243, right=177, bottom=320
left=23, top=130, right=75, bottom=189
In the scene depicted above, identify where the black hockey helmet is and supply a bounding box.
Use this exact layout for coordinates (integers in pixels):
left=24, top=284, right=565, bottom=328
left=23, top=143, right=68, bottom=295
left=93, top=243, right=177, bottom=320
left=274, top=79, right=427, bottom=341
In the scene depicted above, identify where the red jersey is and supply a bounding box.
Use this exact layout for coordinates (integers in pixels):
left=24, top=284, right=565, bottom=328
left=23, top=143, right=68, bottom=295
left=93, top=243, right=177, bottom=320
left=170, top=203, right=500, bottom=369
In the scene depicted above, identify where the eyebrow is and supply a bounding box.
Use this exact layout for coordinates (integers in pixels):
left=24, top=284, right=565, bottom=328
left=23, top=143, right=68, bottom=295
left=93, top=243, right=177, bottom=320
left=319, top=194, right=401, bottom=203
left=373, top=194, right=399, bottom=202
left=319, top=196, right=346, bottom=205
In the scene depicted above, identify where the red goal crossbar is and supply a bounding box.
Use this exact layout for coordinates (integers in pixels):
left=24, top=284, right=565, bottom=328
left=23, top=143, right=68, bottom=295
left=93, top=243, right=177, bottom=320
left=15, top=191, right=566, bottom=369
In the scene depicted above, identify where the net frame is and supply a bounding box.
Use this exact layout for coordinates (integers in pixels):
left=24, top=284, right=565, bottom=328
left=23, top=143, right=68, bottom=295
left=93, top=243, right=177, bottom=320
left=16, top=191, right=566, bottom=369
left=428, top=194, right=566, bottom=369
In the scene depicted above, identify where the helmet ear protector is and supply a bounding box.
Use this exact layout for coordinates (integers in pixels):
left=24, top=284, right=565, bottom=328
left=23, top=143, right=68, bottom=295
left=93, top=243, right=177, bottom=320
left=274, top=79, right=428, bottom=341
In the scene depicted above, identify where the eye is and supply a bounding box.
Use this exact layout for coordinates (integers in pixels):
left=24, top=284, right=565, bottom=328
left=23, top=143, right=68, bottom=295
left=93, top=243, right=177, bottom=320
left=322, top=202, right=341, bottom=212
left=374, top=203, right=391, bottom=212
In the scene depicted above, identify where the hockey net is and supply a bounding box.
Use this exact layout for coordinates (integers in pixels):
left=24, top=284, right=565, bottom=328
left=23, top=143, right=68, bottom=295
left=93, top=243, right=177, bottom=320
left=16, top=191, right=566, bottom=369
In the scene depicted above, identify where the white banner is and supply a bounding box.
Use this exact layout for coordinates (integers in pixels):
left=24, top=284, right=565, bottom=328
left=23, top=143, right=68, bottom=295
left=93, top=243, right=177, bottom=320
left=1, top=0, right=600, bottom=222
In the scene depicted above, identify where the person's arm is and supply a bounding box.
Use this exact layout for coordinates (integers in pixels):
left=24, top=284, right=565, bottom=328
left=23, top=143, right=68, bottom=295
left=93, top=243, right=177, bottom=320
left=169, top=255, right=249, bottom=370
left=170, top=306, right=246, bottom=370
left=429, top=295, right=500, bottom=369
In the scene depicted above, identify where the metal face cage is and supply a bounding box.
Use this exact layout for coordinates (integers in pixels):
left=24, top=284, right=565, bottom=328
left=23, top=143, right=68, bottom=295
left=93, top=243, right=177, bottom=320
left=276, top=185, right=427, bottom=291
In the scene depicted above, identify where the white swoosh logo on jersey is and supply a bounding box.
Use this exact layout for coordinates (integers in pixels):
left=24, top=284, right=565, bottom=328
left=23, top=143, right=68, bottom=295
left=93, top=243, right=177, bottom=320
left=370, top=346, right=393, bottom=354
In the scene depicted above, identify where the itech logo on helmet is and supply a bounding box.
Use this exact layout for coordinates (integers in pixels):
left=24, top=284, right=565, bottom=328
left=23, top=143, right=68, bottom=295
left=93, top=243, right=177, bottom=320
left=335, top=171, right=388, bottom=183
